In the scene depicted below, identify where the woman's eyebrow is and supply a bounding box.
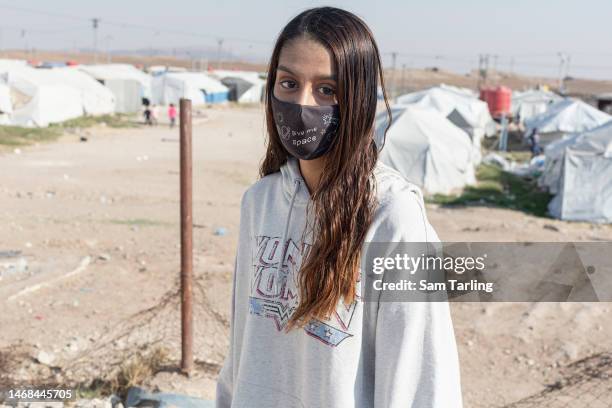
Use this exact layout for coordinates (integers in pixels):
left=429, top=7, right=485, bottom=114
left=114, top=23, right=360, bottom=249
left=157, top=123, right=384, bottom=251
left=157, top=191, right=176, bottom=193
left=277, top=64, right=337, bottom=81
left=278, top=64, right=298, bottom=75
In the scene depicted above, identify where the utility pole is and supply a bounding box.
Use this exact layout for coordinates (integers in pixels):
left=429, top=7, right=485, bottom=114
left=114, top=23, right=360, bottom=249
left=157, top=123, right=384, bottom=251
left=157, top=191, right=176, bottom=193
left=216, top=38, right=224, bottom=70
left=478, top=54, right=489, bottom=88
left=92, top=18, right=100, bottom=64
left=390, top=52, right=397, bottom=100
left=558, top=52, right=568, bottom=93
left=400, top=63, right=406, bottom=95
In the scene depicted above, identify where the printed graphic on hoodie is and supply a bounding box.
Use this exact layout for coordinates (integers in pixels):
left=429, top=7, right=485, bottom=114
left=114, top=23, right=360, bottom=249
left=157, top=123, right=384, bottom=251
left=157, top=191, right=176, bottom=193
left=249, top=235, right=360, bottom=347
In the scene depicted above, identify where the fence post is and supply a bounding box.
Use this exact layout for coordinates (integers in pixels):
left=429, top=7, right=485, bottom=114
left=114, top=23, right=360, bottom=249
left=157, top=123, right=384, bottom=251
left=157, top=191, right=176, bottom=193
left=179, top=98, right=193, bottom=375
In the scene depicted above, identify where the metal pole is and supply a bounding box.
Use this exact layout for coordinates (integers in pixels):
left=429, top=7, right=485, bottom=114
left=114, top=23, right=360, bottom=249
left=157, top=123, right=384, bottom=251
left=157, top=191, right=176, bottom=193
left=92, top=18, right=99, bottom=64
left=179, top=98, right=194, bottom=374
left=390, top=52, right=397, bottom=100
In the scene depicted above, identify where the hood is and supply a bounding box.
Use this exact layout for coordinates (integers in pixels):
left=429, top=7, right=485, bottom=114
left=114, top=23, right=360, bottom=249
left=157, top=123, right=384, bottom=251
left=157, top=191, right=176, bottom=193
left=279, top=157, right=311, bottom=207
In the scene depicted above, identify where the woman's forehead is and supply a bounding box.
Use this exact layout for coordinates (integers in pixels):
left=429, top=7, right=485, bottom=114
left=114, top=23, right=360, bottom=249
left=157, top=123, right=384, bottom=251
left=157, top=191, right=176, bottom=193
left=277, top=37, right=336, bottom=79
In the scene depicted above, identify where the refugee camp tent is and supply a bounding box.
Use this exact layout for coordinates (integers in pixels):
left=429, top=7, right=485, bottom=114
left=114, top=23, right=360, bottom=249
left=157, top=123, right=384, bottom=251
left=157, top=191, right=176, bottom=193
left=49, top=67, right=115, bottom=115
left=0, top=59, right=28, bottom=71
left=152, top=72, right=229, bottom=105
left=511, top=89, right=562, bottom=124
left=148, top=65, right=187, bottom=76
left=396, top=86, right=495, bottom=163
left=524, top=98, right=611, bottom=145
left=0, top=82, right=11, bottom=114
left=0, top=83, right=11, bottom=124
left=212, top=70, right=264, bottom=103
left=375, top=105, right=476, bottom=194
left=0, top=65, right=109, bottom=127
left=439, top=83, right=478, bottom=98
left=541, top=121, right=612, bottom=222
left=79, top=64, right=152, bottom=113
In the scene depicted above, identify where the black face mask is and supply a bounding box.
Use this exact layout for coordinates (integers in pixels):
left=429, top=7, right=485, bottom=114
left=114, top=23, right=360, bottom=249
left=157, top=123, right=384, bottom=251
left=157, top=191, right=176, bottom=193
left=271, top=93, right=340, bottom=160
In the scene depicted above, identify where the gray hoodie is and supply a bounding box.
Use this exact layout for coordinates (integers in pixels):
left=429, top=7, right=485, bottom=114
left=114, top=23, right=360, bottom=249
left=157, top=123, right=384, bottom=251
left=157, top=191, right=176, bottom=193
left=215, top=157, right=462, bottom=408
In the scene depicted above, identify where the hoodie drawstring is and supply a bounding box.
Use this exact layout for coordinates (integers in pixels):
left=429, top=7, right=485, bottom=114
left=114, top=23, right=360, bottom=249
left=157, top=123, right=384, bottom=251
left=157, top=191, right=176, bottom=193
left=274, top=179, right=301, bottom=295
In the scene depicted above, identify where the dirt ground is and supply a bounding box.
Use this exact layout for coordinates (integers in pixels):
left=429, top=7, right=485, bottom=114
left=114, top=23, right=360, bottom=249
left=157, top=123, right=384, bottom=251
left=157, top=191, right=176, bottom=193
left=1, top=105, right=611, bottom=407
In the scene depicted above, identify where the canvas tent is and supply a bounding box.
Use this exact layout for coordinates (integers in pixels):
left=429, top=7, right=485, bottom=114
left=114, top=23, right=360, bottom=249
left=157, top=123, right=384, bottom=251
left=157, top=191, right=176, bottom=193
left=396, top=86, right=495, bottom=163
left=79, top=64, right=152, bottom=113
left=524, top=98, right=611, bottom=145
left=0, top=83, right=10, bottom=124
left=375, top=105, right=476, bottom=194
left=511, top=89, right=562, bottom=124
left=0, top=65, right=115, bottom=127
left=51, top=67, right=115, bottom=115
left=148, top=65, right=187, bottom=76
left=212, top=70, right=264, bottom=103
left=152, top=72, right=229, bottom=105
left=540, top=121, right=612, bottom=222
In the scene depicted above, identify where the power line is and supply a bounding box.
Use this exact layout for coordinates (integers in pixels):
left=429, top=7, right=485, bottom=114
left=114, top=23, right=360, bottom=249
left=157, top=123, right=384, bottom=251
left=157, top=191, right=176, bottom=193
left=0, top=3, right=272, bottom=46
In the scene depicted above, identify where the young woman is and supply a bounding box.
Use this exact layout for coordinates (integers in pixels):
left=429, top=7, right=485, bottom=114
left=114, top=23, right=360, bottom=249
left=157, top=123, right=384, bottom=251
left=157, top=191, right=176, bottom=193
left=216, top=7, right=462, bottom=407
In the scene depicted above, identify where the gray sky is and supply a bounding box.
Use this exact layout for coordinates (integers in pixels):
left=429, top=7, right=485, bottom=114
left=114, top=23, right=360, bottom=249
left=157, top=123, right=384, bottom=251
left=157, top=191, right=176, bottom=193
left=1, top=0, right=611, bottom=79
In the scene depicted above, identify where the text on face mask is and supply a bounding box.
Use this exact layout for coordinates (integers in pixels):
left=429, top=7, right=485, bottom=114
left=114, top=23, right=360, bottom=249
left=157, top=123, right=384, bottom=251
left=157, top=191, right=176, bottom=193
left=293, top=135, right=317, bottom=146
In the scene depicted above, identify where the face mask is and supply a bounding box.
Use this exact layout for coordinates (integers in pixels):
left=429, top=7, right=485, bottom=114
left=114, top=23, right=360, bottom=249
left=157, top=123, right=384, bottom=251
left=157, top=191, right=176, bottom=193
left=271, top=93, right=340, bottom=160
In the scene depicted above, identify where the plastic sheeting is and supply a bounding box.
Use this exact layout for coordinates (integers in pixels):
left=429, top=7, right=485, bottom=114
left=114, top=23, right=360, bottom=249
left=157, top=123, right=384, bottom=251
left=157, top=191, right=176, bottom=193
left=125, top=387, right=214, bottom=408
left=396, top=86, right=495, bottom=164
left=525, top=98, right=611, bottom=137
left=511, top=89, right=562, bottom=123
left=79, top=64, right=152, bottom=98
left=541, top=121, right=612, bottom=222
left=376, top=105, right=476, bottom=195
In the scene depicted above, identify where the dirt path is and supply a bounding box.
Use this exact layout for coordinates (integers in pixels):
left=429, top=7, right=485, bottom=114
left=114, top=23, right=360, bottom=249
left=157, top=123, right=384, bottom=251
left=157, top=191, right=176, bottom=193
left=1, top=105, right=611, bottom=407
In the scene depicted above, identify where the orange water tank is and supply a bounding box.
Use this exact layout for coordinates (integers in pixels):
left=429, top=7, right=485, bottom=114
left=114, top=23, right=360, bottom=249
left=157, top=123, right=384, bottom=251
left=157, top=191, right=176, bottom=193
left=480, top=86, right=512, bottom=118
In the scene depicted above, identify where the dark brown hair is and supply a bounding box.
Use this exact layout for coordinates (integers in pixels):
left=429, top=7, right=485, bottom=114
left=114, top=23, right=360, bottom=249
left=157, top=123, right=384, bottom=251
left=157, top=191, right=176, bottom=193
left=259, top=7, right=391, bottom=330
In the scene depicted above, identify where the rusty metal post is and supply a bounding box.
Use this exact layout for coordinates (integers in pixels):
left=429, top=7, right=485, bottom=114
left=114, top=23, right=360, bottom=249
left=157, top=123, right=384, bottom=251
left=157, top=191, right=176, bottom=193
left=179, top=98, right=193, bottom=374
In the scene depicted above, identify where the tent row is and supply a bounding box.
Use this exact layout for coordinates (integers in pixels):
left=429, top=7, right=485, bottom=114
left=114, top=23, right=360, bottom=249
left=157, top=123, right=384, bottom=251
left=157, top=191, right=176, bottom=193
left=0, top=63, right=116, bottom=127
left=0, top=59, right=264, bottom=127
left=523, top=94, right=612, bottom=223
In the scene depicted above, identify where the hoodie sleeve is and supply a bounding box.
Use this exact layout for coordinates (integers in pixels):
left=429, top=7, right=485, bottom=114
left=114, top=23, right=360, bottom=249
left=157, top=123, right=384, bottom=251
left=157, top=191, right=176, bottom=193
left=215, top=254, right=238, bottom=408
left=369, top=185, right=463, bottom=408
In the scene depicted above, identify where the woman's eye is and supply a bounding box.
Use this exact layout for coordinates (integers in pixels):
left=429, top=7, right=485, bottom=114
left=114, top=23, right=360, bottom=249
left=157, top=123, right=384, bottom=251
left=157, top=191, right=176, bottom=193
left=280, top=80, right=297, bottom=89
left=318, top=86, right=335, bottom=96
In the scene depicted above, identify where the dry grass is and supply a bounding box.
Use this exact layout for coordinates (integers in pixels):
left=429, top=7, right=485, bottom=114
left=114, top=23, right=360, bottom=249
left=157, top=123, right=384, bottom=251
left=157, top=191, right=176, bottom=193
left=110, top=346, right=170, bottom=394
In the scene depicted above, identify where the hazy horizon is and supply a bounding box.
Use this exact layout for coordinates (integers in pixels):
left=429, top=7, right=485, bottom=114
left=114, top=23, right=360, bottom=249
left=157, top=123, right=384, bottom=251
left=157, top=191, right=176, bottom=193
left=0, top=0, right=611, bottom=80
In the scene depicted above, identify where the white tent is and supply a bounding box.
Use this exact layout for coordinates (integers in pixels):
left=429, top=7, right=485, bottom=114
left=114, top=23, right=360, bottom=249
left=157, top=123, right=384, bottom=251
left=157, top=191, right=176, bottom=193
left=0, top=83, right=10, bottom=124
left=79, top=64, right=152, bottom=113
left=524, top=98, right=611, bottom=145
left=396, top=86, right=495, bottom=163
left=375, top=105, right=476, bottom=195
left=51, top=67, right=115, bottom=115
left=0, top=59, right=28, bottom=71
left=212, top=70, right=265, bottom=103
left=541, top=121, right=612, bottom=222
left=0, top=82, right=11, bottom=113
left=511, top=89, right=562, bottom=123
left=152, top=72, right=229, bottom=105
left=0, top=66, right=99, bottom=127
left=148, top=65, right=187, bottom=76
left=439, top=83, right=478, bottom=98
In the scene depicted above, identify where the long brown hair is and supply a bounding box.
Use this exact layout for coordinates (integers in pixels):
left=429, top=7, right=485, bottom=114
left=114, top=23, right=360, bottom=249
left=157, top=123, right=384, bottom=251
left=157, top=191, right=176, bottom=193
left=259, top=7, right=391, bottom=330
